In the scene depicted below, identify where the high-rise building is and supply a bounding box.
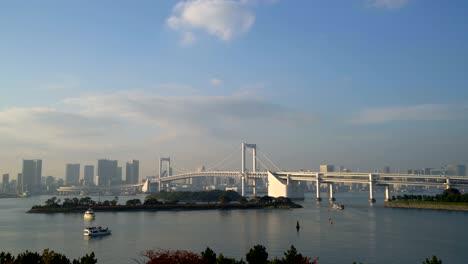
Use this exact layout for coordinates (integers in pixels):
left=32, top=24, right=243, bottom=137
left=116, top=167, right=122, bottom=184
left=65, top=164, right=80, bottom=186
left=84, top=165, right=94, bottom=186
left=2, top=174, right=9, bottom=193
left=22, top=159, right=42, bottom=194
left=126, top=160, right=140, bottom=184
left=446, top=165, right=466, bottom=176
left=97, top=159, right=117, bottom=186
left=320, top=164, right=334, bottom=173
left=16, top=173, right=23, bottom=194
left=383, top=166, right=391, bottom=174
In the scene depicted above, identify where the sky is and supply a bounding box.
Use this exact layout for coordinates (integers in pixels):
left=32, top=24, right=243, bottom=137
left=1, top=0, right=468, bottom=179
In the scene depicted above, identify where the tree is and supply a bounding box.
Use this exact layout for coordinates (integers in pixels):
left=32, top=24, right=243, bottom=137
left=246, top=245, right=268, bottom=264
left=201, top=247, right=216, bottom=264
left=45, top=197, right=59, bottom=207
left=282, top=245, right=312, bottom=264
left=423, top=256, right=443, bottom=264
left=126, top=199, right=142, bottom=206
left=219, top=195, right=232, bottom=204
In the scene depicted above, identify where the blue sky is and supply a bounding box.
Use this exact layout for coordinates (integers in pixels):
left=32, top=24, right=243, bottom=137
left=1, top=0, right=467, bottom=178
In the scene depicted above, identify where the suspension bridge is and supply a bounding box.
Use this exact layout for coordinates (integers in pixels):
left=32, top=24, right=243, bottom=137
left=58, top=142, right=468, bottom=203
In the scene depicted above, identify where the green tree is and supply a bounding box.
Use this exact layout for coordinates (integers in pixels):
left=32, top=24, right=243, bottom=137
left=423, top=256, right=443, bottom=264
left=201, top=247, right=217, bottom=264
left=45, top=197, right=59, bottom=207
left=126, top=199, right=142, bottom=206
left=282, top=245, right=311, bottom=264
left=246, top=245, right=268, bottom=264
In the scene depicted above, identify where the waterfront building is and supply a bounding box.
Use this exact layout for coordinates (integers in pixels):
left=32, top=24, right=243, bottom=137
left=116, top=166, right=122, bottom=184
left=320, top=164, right=335, bottom=173
left=16, top=173, right=22, bottom=194
left=446, top=165, right=466, bottom=176
left=97, top=159, right=118, bottom=186
left=383, top=166, right=391, bottom=174
left=84, top=165, right=94, bottom=186
left=65, top=164, right=80, bottom=186
left=126, top=160, right=139, bottom=184
left=22, top=159, right=42, bottom=194
left=2, top=174, right=9, bottom=193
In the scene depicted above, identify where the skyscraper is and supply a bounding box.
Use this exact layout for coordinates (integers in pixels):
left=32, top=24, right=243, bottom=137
left=16, top=173, right=22, bottom=194
left=126, top=160, right=140, bottom=184
left=22, top=159, right=42, bottom=194
left=445, top=165, right=466, bottom=176
left=84, top=165, right=94, bottom=186
left=97, top=159, right=117, bottom=187
left=320, top=164, right=335, bottom=173
left=2, top=174, right=9, bottom=193
left=116, top=166, right=122, bottom=184
left=65, top=164, right=80, bottom=186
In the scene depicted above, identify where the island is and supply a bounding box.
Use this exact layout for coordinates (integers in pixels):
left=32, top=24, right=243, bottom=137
left=384, top=188, right=468, bottom=211
left=27, top=190, right=302, bottom=213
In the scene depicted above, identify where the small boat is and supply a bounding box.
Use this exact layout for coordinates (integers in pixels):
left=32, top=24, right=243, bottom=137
left=83, top=209, right=95, bottom=220
left=83, top=226, right=111, bottom=236
left=19, top=191, right=30, bottom=198
left=296, top=221, right=300, bottom=231
left=332, top=203, right=344, bottom=210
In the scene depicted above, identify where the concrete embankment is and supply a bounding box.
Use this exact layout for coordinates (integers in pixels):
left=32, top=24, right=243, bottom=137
left=385, top=201, right=468, bottom=212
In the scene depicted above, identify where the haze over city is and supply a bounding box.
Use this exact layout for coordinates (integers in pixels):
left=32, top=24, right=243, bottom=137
left=1, top=0, right=468, bottom=179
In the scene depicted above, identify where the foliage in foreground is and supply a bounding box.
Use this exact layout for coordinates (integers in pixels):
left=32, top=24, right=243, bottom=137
left=143, top=245, right=317, bottom=264
left=422, top=255, right=443, bottom=264
left=0, top=249, right=96, bottom=264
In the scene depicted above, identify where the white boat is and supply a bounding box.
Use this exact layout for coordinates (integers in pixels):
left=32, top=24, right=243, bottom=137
left=332, top=203, right=344, bottom=210
left=19, top=191, right=30, bottom=198
left=83, top=209, right=95, bottom=220
left=83, top=226, right=111, bottom=236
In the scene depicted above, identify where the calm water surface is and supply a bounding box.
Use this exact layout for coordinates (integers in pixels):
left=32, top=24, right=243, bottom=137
left=0, top=192, right=466, bottom=264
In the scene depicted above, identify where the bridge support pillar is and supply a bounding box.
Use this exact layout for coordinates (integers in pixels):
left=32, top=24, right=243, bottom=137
left=445, top=178, right=451, bottom=190
left=252, top=178, right=256, bottom=197
left=329, top=183, right=335, bottom=201
left=316, top=173, right=322, bottom=201
left=241, top=175, right=245, bottom=197
left=385, top=185, right=390, bottom=202
left=369, top=174, right=376, bottom=203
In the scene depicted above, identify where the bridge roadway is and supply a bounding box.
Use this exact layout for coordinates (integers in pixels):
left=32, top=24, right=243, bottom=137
left=152, top=170, right=468, bottom=202
left=57, top=171, right=468, bottom=202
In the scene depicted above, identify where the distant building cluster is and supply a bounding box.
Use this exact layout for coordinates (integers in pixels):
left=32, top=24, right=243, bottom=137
left=1, top=159, right=467, bottom=196
left=1, top=158, right=140, bottom=196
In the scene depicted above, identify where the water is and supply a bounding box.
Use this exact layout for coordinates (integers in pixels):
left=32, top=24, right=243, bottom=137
left=0, top=192, right=467, bottom=264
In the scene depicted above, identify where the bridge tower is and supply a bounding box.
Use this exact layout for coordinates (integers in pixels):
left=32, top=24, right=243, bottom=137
left=241, top=143, right=257, bottom=197
left=159, top=157, right=171, bottom=192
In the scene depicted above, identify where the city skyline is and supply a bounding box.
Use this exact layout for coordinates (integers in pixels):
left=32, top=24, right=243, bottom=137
left=1, top=0, right=468, bottom=178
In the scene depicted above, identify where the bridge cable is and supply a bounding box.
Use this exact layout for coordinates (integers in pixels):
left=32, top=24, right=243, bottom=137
left=258, top=150, right=281, bottom=171
left=205, top=147, right=239, bottom=171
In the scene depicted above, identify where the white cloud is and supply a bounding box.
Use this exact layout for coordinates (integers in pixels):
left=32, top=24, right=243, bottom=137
left=167, top=0, right=255, bottom=43
left=0, top=92, right=313, bottom=168
left=368, top=0, right=409, bottom=10
left=210, top=78, right=223, bottom=87
left=351, top=104, right=468, bottom=124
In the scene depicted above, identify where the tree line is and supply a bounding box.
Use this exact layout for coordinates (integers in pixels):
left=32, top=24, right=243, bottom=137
left=0, top=247, right=443, bottom=263
left=391, top=188, right=468, bottom=203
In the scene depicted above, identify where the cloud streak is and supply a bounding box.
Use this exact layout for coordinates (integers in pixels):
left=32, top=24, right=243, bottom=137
left=351, top=104, right=468, bottom=124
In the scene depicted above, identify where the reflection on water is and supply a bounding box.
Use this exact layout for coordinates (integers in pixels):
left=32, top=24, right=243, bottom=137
left=0, top=193, right=467, bottom=264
